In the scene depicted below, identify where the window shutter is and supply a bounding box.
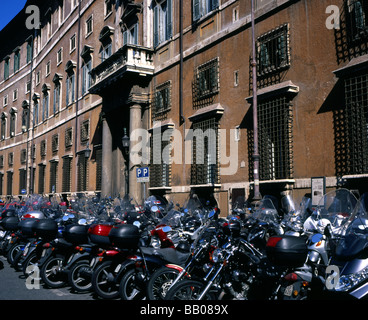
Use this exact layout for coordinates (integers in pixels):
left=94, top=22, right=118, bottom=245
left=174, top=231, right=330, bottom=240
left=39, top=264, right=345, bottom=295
left=123, top=30, right=128, bottom=46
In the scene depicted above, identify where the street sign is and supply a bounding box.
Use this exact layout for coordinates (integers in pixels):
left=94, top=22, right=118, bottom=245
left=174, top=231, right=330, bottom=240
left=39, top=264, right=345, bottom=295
left=136, top=167, right=149, bottom=183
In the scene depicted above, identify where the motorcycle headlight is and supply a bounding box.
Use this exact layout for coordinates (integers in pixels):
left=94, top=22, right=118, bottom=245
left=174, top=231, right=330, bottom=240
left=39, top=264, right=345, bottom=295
left=334, top=266, right=368, bottom=292
left=211, top=249, right=223, bottom=263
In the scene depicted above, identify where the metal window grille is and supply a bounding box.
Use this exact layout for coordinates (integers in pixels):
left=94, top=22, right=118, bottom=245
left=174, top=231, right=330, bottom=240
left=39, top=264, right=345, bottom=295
left=6, top=171, right=12, bottom=196
left=249, top=96, right=294, bottom=181
left=77, top=155, right=88, bottom=191
left=95, top=148, right=102, bottom=191
left=150, top=130, right=171, bottom=187
left=191, top=118, right=219, bottom=185
left=49, top=161, right=58, bottom=193
left=153, top=81, right=171, bottom=118
left=345, top=0, right=368, bottom=43
left=81, top=120, right=90, bottom=143
left=52, top=134, right=59, bottom=153
left=195, top=58, right=219, bottom=100
left=62, top=157, right=72, bottom=192
left=340, top=73, right=368, bottom=174
left=257, top=24, right=290, bottom=77
left=38, top=164, right=46, bottom=194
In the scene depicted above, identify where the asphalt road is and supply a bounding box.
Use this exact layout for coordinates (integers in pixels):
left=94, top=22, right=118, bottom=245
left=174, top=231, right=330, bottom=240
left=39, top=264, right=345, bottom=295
left=0, top=255, right=96, bottom=300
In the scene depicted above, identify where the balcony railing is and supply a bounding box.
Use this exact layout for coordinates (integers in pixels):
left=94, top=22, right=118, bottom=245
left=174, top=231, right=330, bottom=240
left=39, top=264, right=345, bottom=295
left=90, top=44, right=154, bottom=93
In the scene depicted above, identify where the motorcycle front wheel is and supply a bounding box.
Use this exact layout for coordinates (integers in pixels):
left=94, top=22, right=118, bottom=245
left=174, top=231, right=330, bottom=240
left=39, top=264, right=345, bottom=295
left=91, top=260, right=120, bottom=299
left=119, top=268, right=146, bottom=300
left=40, top=255, right=66, bottom=288
left=68, top=259, right=92, bottom=293
left=146, top=266, right=180, bottom=300
left=165, top=279, right=217, bottom=300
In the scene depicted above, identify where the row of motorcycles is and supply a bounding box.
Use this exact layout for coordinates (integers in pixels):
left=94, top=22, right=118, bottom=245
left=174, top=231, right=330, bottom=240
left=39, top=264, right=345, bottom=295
left=1, top=188, right=368, bottom=300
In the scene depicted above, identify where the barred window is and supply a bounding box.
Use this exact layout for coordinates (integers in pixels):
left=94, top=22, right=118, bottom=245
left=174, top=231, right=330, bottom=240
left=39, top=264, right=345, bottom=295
left=77, top=155, right=88, bottom=191
left=150, top=130, right=171, bottom=188
left=345, top=0, right=368, bottom=43
left=191, top=118, right=219, bottom=185
left=7, top=171, right=12, bottom=196
left=81, top=120, right=90, bottom=143
left=154, top=81, right=171, bottom=117
left=62, top=156, right=72, bottom=192
left=52, top=134, right=59, bottom=153
left=195, top=58, right=219, bottom=100
left=49, top=161, right=58, bottom=193
left=337, top=73, right=368, bottom=175
left=38, top=164, right=46, bottom=194
left=257, top=24, right=290, bottom=77
left=249, top=96, right=294, bottom=181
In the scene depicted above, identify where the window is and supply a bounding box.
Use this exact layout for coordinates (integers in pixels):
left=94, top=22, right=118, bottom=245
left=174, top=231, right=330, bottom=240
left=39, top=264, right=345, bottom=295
left=9, top=108, right=16, bottom=137
left=27, top=41, right=33, bottom=64
left=191, top=118, right=219, bottom=185
left=95, top=148, right=102, bottom=191
left=99, top=26, right=114, bottom=62
left=195, top=58, right=219, bottom=100
left=153, top=0, right=172, bottom=47
left=62, top=156, right=72, bottom=192
left=249, top=95, right=294, bottom=181
left=42, top=85, right=49, bottom=121
left=82, top=60, right=92, bottom=95
left=105, top=0, right=113, bottom=17
left=21, top=103, right=29, bottom=132
left=36, top=71, right=40, bottom=85
left=257, top=23, right=290, bottom=77
left=66, top=73, right=75, bottom=105
left=3, top=95, right=8, bottom=107
left=1, top=113, right=6, bottom=140
left=7, top=171, right=13, bottom=196
left=150, top=129, right=172, bottom=188
left=81, top=119, right=90, bottom=143
left=8, top=153, right=13, bottom=166
left=38, top=164, right=46, bottom=194
left=100, top=43, right=112, bottom=62
left=49, top=161, right=58, bottom=193
left=40, top=140, right=46, bottom=158
left=123, top=23, right=139, bottom=46
left=192, top=0, right=219, bottom=22
left=53, top=74, right=62, bottom=114
left=19, top=169, right=27, bottom=194
left=86, top=16, right=93, bottom=36
left=14, top=49, right=20, bottom=73
left=52, top=134, right=59, bottom=153
left=153, top=81, right=171, bottom=117
left=26, top=81, right=31, bottom=93
left=57, top=48, right=63, bottom=65
left=33, top=99, right=39, bottom=126
left=21, top=149, right=27, bottom=164
left=70, top=34, right=76, bottom=52
left=346, top=0, right=368, bottom=43
left=0, top=155, right=3, bottom=168
left=65, top=127, right=73, bottom=148
left=13, top=89, right=18, bottom=101
left=4, top=57, right=9, bottom=80
left=77, top=154, right=88, bottom=191
left=46, top=61, right=51, bottom=76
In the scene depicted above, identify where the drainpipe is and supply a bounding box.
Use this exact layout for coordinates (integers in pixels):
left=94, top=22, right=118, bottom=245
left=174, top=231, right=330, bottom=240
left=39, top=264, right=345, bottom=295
left=251, top=0, right=261, bottom=201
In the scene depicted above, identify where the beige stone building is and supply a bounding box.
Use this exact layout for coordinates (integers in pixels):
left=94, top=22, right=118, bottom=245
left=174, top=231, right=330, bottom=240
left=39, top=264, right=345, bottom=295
left=1, top=0, right=368, bottom=213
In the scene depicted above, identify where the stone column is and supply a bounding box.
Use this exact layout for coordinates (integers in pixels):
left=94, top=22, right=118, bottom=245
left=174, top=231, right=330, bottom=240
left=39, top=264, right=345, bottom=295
left=101, top=115, right=113, bottom=197
left=129, top=103, right=142, bottom=202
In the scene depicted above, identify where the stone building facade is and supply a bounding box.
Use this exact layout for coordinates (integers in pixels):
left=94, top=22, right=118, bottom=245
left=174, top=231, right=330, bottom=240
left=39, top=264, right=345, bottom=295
left=1, top=0, right=368, bottom=213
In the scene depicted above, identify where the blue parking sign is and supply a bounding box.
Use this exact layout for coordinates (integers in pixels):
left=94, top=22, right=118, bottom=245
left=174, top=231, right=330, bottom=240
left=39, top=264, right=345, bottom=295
left=136, top=167, right=149, bottom=182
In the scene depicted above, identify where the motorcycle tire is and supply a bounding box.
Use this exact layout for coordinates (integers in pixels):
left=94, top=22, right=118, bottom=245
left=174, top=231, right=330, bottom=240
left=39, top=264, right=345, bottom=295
left=146, top=266, right=180, bottom=300
left=7, top=243, right=23, bottom=265
left=91, top=260, right=120, bottom=299
left=12, top=249, right=26, bottom=271
left=165, top=279, right=217, bottom=300
left=40, top=254, right=67, bottom=288
left=22, top=251, right=39, bottom=278
left=68, top=259, right=93, bottom=293
left=119, top=268, right=146, bottom=300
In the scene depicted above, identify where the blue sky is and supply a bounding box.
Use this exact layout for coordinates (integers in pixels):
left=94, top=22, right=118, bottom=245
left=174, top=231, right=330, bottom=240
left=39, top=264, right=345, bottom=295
left=0, top=0, right=27, bottom=31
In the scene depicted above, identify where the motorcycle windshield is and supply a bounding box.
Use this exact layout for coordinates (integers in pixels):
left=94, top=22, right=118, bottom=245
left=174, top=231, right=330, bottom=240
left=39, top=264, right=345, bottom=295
left=160, top=209, right=183, bottom=228
left=316, top=188, right=358, bottom=235
left=232, top=196, right=248, bottom=215
left=252, top=197, right=279, bottom=224
left=182, top=194, right=207, bottom=221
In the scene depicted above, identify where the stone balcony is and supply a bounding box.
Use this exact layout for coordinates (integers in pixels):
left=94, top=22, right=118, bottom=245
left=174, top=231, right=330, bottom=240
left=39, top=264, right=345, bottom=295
left=89, top=44, right=154, bottom=94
